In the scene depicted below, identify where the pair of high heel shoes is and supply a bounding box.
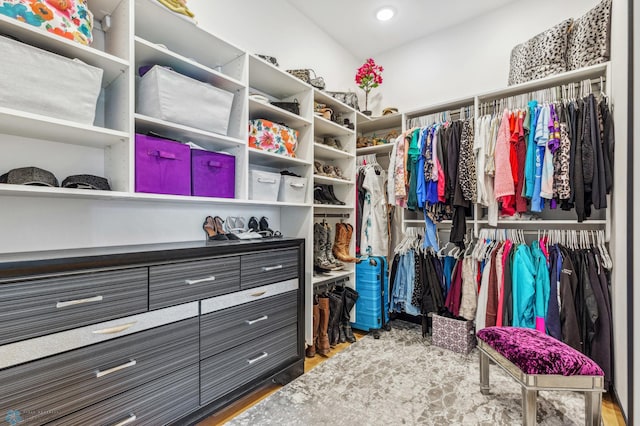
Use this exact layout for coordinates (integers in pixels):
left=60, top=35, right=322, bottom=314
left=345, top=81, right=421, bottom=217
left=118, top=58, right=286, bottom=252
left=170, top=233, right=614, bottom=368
left=203, top=216, right=282, bottom=241
left=203, top=216, right=238, bottom=241
left=314, top=185, right=345, bottom=205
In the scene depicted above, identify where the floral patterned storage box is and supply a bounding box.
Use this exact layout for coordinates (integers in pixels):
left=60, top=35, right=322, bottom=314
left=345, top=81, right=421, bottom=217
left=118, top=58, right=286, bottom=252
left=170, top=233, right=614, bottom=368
left=248, top=119, right=298, bottom=158
left=0, top=0, right=94, bottom=45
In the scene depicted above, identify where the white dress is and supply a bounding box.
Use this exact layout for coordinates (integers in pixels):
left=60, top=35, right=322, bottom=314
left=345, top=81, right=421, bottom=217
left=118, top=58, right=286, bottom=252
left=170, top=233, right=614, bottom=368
left=361, top=166, right=389, bottom=257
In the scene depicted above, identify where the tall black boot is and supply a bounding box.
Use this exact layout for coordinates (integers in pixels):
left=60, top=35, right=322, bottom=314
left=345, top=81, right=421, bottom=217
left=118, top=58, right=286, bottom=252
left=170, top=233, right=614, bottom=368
left=327, top=291, right=343, bottom=348
left=332, top=286, right=347, bottom=343
left=342, top=286, right=359, bottom=343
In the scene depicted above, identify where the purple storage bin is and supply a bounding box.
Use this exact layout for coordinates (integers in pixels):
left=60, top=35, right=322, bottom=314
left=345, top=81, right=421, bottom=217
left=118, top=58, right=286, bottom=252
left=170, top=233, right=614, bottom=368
left=135, top=134, right=191, bottom=195
left=191, top=150, right=235, bottom=198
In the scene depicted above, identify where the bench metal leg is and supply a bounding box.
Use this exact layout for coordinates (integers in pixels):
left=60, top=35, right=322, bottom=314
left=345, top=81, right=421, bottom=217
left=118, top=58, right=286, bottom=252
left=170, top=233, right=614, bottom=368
left=522, top=387, right=537, bottom=425
left=479, top=351, right=490, bottom=395
left=585, top=391, right=602, bottom=426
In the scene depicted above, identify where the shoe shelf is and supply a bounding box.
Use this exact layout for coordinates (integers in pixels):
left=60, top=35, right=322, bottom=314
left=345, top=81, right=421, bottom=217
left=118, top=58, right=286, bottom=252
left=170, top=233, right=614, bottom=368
left=248, top=54, right=311, bottom=99
left=312, top=269, right=354, bottom=286
left=0, top=14, right=129, bottom=86
left=134, top=114, right=245, bottom=151
left=248, top=99, right=312, bottom=129
left=355, top=144, right=394, bottom=156
left=313, top=175, right=354, bottom=185
left=313, top=143, right=355, bottom=160
left=248, top=148, right=311, bottom=168
left=313, top=90, right=355, bottom=115
left=313, top=116, right=355, bottom=138
left=0, top=107, right=130, bottom=149
left=134, top=37, right=245, bottom=93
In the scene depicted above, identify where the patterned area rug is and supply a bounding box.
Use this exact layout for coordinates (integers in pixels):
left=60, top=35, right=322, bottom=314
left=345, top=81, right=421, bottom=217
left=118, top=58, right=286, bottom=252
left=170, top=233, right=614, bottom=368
left=227, top=321, right=585, bottom=425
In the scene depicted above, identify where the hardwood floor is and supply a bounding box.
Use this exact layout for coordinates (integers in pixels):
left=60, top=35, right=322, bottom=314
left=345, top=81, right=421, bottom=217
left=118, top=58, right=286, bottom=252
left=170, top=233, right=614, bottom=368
left=197, top=331, right=626, bottom=425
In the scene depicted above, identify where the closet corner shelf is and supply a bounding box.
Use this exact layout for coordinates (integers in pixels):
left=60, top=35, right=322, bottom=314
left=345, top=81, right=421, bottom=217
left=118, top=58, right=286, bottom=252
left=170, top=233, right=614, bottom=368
left=248, top=148, right=312, bottom=168
left=249, top=55, right=312, bottom=98
left=477, top=62, right=610, bottom=101
left=313, top=90, right=355, bottom=114
left=357, top=113, right=403, bottom=134
left=249, top=99, right=312, bottom=128
left=312, top=269, right=354, bottom=286
left=313, top=143, right=355, bottom=160
left=135, top=0, right=246, bottom=78
left=313, top=204, right=354, bottom=210
left=0, top=107, right=129, bottom=148
left=134, top=114, right=245, bottom=150
left=314, top=116, right=355, bottom=138
left=356, top=144, right=393, bottom=156
left=0, top=14, right=129, bottom=87
left=313, top=175, right=354, bottom=186
left=134, top=37, right=245, bottom=93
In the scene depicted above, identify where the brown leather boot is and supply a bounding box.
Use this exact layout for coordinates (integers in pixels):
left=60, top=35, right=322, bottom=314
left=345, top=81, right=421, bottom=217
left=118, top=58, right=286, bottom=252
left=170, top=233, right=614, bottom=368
left=305, top=301, right=320, bottom=357
left=317, top=296, right=331, bottom=356
left=332, top=223, right=359, bottom=263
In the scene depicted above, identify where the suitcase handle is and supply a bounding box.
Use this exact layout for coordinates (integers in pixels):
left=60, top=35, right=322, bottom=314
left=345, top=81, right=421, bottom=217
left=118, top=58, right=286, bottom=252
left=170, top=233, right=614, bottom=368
left=149, top=150, right=176, bottom=160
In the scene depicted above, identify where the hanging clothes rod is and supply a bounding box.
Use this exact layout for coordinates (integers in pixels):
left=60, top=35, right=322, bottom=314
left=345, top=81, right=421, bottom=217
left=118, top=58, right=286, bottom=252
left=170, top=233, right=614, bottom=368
left=314, top=213, right=350, bottom=218
left=406, top=104, right=474, bottom=128
left=313, top=277, right=349, bottom=294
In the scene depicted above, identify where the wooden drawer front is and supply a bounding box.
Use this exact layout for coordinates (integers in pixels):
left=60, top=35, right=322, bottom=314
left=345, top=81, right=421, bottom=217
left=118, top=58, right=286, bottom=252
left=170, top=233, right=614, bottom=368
left=200, top=323, right=298, bottom=405
left=0, top=268, right=148, bottom=345
left=149, top=257, right=240, bottom=310
left=240, top=248, right=298, bottom=289
left=200, top=290, right=297, bottom=359
left=0, top=318, right=199, bottom=424
left=49, top=364, right=199, bottom=426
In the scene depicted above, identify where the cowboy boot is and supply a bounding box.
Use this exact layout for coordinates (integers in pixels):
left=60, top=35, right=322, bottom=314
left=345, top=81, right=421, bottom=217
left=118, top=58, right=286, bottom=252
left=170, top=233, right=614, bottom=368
left=342, top=286, right=359, bottom=343
left=305, top=300, right=320, bottom=357
left=327, top=291, right=343, bottom=347
left=317, top=296, right=330, bottom=355
left=324, top=223, right=344, bottom=270
left=333, top=223, right=359, bottom=263
left=314, top=223, right=334, bottom=272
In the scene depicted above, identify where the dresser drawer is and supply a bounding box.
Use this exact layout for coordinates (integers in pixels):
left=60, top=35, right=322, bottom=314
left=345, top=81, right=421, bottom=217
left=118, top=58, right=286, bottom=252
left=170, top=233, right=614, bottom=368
left=0, top=318, right=199, bottom=424
left=240, top=248, right=298, bottom=289
left=49, top=364, right=199, bottom=426
left=201, top=290, right=297, bottom=359
left=200, top=323, right=298, bottom=405
left=0, top=268, right=148, bottom=345
left=149, top=256, right=240, bottom=309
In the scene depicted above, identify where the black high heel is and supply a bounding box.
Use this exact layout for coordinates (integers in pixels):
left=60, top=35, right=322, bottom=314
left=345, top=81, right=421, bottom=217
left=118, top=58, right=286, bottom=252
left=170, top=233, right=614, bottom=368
left=203, top=216, right=228, bottom=241
left=248, top=217, right=265, bottom=238
left=259, top=217, right=283, bottom=238
left=214, top=216, right=238, bottom=240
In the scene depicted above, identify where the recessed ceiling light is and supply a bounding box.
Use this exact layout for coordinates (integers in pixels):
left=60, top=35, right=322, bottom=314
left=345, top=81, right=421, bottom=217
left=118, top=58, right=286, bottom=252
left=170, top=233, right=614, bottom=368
left=376, top=6, right=395, bottom=22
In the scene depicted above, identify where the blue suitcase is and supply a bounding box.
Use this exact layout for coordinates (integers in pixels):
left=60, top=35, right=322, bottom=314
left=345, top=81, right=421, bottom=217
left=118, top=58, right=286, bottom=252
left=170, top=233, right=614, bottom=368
left=352, top=255, right=390, bottom=337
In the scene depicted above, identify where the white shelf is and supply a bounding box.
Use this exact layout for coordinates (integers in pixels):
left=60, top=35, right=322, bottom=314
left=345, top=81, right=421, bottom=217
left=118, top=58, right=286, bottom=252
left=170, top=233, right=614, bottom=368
left=246, top=200, right=311, bottom=207
left=249, top=99, right=311, bottom=129
left=0, top=107, right=129, bottom=148
left=248, top=148, right=311, bottom=168
left=248, top=55, right=311, bottom=98
left=357, top=113, right=402, bottom=134
left=314, top=116, right=355, bottom=138
left=313, top=204, right=355, bottom=210
left=135, top=114, right=244, bottom=151
left=313, top=143, right=354, bottom=160
left=314, top=90, right=356, bottom=114
left=313, top=175, right=354, bottom=185
left=356, top=144, right=394, bottom=156
left=135, top=0, right=245, bottom=79
left=0, top=14, right=129, bottom=86
left=134, top=37, right=245, bottom=93
left=312, top=269, right=354, bottom=285
left=477, top=219, right=607, bottom=226
left=404, top=96, right=476, bottom=120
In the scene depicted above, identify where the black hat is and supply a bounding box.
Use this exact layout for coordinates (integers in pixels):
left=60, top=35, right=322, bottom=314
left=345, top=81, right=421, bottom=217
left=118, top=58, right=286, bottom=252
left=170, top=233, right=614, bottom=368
left=62, top=174, right=111, bottom=191
left=3, top=167, right=59, bottom=187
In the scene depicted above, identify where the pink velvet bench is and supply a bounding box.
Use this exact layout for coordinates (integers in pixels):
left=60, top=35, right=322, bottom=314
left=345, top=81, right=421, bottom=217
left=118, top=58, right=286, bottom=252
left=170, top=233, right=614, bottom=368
left=476, top=327, right=604, bottom=426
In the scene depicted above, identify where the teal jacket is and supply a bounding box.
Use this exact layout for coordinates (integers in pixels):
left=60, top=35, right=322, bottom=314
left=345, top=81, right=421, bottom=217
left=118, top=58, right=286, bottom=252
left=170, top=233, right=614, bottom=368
left=531, top=241, right=550, bottom=333
left=511, top=244, right=536, bottom=328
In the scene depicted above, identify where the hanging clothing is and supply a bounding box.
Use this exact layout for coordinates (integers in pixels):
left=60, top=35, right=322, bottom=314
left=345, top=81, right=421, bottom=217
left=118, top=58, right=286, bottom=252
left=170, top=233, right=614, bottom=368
left=360, top=165, right=389, bottom=257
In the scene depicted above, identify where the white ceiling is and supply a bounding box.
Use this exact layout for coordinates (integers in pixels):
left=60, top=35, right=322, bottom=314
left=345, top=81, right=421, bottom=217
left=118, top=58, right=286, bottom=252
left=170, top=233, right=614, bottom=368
left=286, top=0, right=518, bottom=59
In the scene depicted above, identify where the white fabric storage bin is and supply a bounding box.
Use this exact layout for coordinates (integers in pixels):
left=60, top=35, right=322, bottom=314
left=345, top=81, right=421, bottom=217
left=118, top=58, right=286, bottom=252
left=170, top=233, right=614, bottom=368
left=137, top=66, right=234, bottom=135
left=0, top=36, right=103, bottom=125
left=249, top=170, right=281, bottom=202
left=278, top=176, right=307, bottom=203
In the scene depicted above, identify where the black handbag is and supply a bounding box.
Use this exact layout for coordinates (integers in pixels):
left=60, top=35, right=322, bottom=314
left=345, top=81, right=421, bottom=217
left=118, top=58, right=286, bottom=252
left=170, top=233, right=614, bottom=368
left=271, top=99, right=300, bottom=115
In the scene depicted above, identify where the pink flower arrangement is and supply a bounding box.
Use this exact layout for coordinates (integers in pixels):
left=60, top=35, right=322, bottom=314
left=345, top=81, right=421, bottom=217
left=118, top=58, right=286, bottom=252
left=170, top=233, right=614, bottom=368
left=355, top=58, right=383, bottom=111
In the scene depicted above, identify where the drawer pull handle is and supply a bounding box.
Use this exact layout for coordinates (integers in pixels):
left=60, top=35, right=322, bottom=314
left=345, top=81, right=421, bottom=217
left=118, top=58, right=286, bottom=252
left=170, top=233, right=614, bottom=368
left=96, top=360, right=137, bottom=378
left=247, top=352, right=268, bottom=365
left=92, top=322, right=137, bottom=335
left=245, top=315, right=268, bottom=325
left=262, top=264, right=283, bottom=272
left=185, top=276, right=216, bottom=285
left=250, top=291, right=266, bottom=297
left=56, top=295, right=103, bottom=309
left=112, top=414, right=137, bottom=426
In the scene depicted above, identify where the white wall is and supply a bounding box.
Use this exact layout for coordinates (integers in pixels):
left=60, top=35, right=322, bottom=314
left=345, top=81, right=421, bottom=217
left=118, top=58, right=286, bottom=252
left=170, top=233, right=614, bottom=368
left=375, top=0, right=605, bottom=113
left=188, top=0, right=360, bottom=93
